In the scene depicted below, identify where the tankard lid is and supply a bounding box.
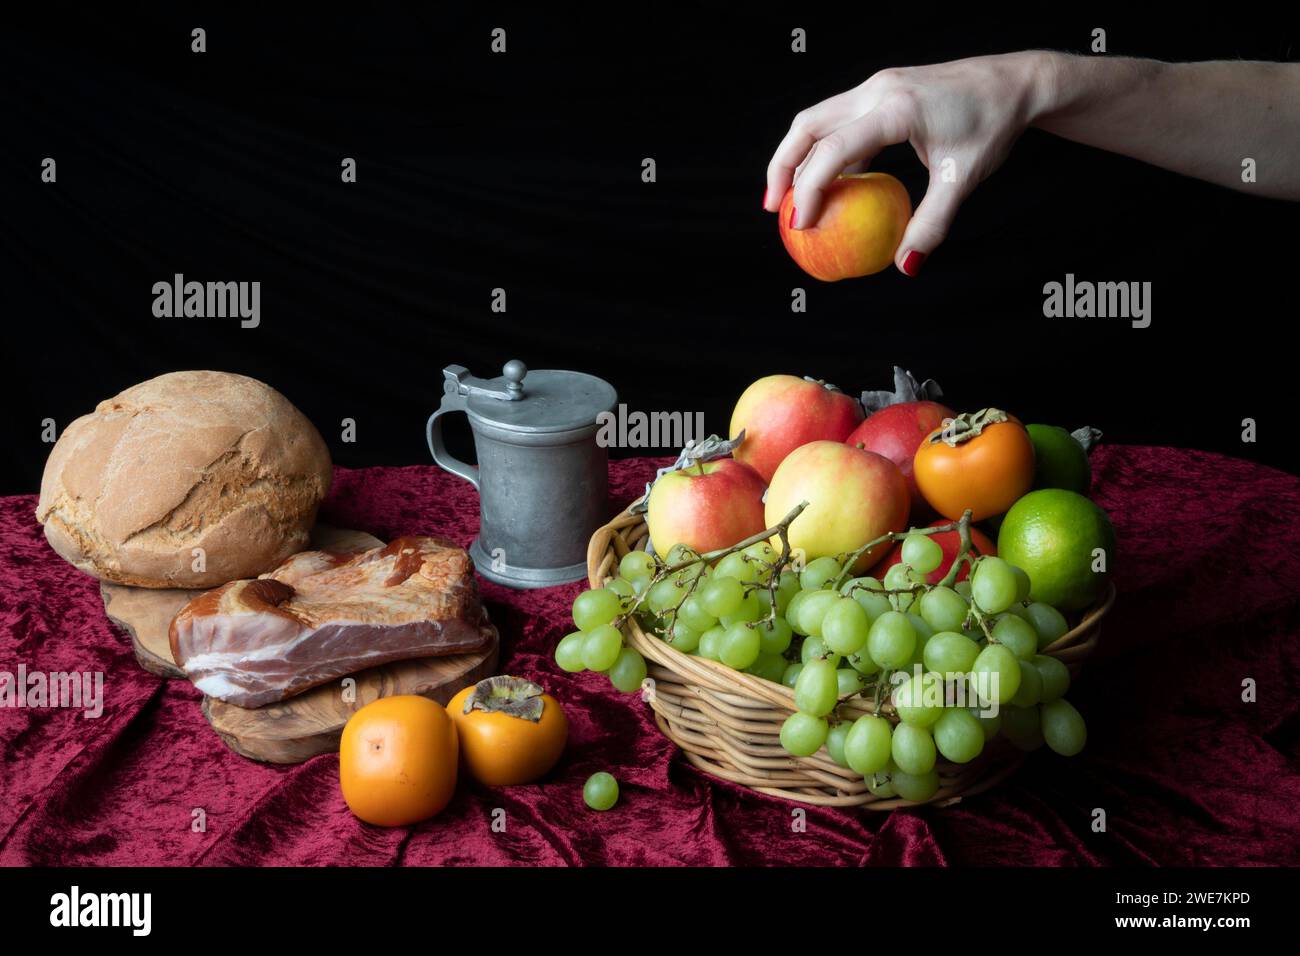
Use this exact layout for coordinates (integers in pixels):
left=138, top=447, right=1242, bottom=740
left=464, top=365, right=617, bottom=434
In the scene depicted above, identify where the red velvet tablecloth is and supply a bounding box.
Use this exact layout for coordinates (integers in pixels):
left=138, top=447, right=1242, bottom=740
left=2, top=446, right=1298, bottom=866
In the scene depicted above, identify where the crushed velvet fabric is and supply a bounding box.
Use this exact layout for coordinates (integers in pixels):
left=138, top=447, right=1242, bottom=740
left=2, top=447, right=1298, bottom=865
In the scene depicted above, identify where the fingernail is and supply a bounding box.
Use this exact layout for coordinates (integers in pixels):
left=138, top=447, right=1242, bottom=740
left=789, top=205, right=799, bottom=229
left=762, top=187, right=770, bottom=209
left=901, top=250, right=927, bottom=277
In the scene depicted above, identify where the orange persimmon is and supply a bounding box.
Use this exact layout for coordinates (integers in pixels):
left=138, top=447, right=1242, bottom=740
left=339, top=695, right=458, bottom=827
left=448, top=676, right=568, bottom=786
left=913, top=409, right=1035, bottom=521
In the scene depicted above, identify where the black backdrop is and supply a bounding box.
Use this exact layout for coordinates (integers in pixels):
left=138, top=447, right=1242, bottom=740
left=3, top=5, right=1296, bottom=494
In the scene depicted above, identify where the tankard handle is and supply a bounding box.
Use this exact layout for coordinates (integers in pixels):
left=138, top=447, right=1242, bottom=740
left=426, top=392, right=480, bottom=490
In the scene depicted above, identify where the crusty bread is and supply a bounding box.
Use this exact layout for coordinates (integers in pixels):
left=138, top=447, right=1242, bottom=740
left=37, top=371, right=333, bottom=588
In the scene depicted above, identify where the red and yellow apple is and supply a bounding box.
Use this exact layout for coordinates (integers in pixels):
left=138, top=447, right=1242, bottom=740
left=764, top=441, right=910, bottom=569
left=646, top=458, right=767, bottom=556
left=778, top=173, right=912, bottom=282
left=730, top=375, right=864, bottom=483
left=845, top=400, right=955, bottom=518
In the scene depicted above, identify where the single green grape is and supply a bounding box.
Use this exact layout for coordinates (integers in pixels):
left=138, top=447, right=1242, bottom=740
left=905, top=612, right=935, bottom=643
left=954, top=580, right=973, bottom=600
left=867, top=611, right=917, bottom=670
left=618, top=550, right=657, bottom=583
left=698, top=576, right=744, bottom=618
left=581, top=624, right=623, bottom=672
left=583, top=772, right=619, bottom=811
left=825, top=721, right=851, bottom=767
left=1025, top=602, right=1070, bottom=649
left=608, top=647, right=647, bottom=692
left=784, top=589, right=811, bottom=633
left=844, top=714, right=893, bottom=775
left=605, top=577, right=636, bottom=610
left=971, top=643, right=1022, bottom=705
left=933, top=708, right=984, bottom=763
left=720, top=592, right=764, bottom=626
left=1010, top=658, right=1043, bottom=707
left=1041, top=698, right=1087, bottom=756
left=696, top=625, right=725, bottom=661
left=918, top=586, right=968, bottom=633
left=799, top=635, right=842, bottom=668
left=779, top=711, right=829, bottom=757
left=891, top=768, right=940, bottom=803
left=719, top=622, right=761, bottom=670
left=573, top=588, right=623, bottom=630
left=781, top=661, right=804, bottom=688
left=901, top=533, right=944, bottom=575
left=922, top=631, right=981, bottom=676
left=836, top=667, right=867, bottom=698
left=793, top=658, right=839, bottom=717
left=1001, top=704, right=1044, bottom=751
left=755, top=615, right=794, bottom=655
left=866, top=763, right=898, bottom=798
left=1031, top=654, right=1071, bottom=702
left=971, top=556, right=1018, bottom=614
left=1010, top=563, right=1033, bottom=603
left=774, top=570, right=801, bottom=614
left=821, top=597, right=870, bottom=655
left=842, top=577, right=892, bottom=622
left=970, top=706, right=1002, bottom=740
left=714, top=551, right=761, bottom=583
left=846, top=647, right=880, bottom=676
left=892, top=671, right=945, bottom=727
left=647, top=577, right=686, bottom=613
left=883, top=563, right=921, bottom=612
left=664, top=543, right=700, bottom=565
left=555, top=631, right=588, bottom=672
left=800, top=556, right=843, bottom=592
left=677, top=594, right=717, bottom=632
left=746, top=652, right=788, bottom=684
left=667, top=619, right=700, bottom=653
left=891, top=722, right=937, bottom=775
left=794, top=589, right=840, bottom=638
left=991, top=614, right=1039, bottom=660
left=742, top=543, right=778, bottom=583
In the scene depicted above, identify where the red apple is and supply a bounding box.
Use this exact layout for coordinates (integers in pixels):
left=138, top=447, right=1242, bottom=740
left=846, top=400, right=955, bottom=518
left=872, top=519, right=997, bottom=584
left=764, top=441, right=909, bottom=570
left=778, top=173, right=912, bottom=282
left=730, top=375, right=864, bottom=483
left=645, top=458, right=767, bottom=555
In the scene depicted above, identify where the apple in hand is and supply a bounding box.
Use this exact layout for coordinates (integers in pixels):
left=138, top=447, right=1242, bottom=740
left=846, top=400, right=955, bottom=518
left=778, top=173, right=912, bottom=282
left=730, top=375, right=864, bottom=483
left=764, top=441, right=910, bottom=570
left=646, top=458, right=767, bottom=556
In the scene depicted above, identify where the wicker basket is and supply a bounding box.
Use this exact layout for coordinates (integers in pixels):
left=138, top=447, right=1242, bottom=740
left=587, top=502, right=1116, bottom=809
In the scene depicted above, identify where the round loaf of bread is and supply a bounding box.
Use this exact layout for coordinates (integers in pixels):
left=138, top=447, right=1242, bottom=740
left=37, top=371, right=333, bottom=588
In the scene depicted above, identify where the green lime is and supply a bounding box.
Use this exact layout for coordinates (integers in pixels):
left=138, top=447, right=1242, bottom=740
left=996, top=489, right=1115, bottom=611
left=1026, top=424, right=1091, bottom=494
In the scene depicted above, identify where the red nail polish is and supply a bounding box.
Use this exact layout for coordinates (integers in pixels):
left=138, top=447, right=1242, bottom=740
left=901, top=250, right=927, bottom=276
left=789, top=205, right=799, bottom=229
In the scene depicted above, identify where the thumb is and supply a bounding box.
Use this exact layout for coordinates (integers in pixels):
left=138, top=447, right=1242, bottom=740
left=895, top=174, right=967, bottom=277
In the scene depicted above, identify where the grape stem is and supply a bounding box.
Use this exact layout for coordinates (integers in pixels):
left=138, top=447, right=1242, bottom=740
left=610, top=501, right=810, bottom=633
left=829, top=509, right=977, bottom=591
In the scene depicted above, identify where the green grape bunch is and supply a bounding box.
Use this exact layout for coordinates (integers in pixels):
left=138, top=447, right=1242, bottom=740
left=555, top=504, right=1089, bottom=806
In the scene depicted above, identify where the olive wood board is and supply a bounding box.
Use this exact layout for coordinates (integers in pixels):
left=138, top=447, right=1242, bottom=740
left=99, top=525, right=500, bottom=764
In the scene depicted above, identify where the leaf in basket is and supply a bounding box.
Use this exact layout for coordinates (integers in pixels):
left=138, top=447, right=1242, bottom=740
left=1071, top=425, right=1103, bottom=453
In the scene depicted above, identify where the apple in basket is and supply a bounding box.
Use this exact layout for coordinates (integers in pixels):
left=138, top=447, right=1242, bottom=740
left=645, top=458, right=768, bottom=556
left=764, top=441, right=909, bottom=570
left=730, top=375, right=864, bottom=482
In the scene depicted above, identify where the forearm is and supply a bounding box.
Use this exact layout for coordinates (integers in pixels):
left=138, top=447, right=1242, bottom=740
left=1029, top=52, right=1300, bottom=199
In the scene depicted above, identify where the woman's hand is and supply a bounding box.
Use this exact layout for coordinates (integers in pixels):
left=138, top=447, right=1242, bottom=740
left=763, top=52, right=1052, bottom=276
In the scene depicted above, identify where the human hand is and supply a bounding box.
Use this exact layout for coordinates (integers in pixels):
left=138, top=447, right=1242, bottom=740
left=763, top=52, right=1053, bottom=276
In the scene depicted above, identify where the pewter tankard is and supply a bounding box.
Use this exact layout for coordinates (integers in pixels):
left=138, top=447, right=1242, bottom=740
left=426, top=360, right=617, bottom=588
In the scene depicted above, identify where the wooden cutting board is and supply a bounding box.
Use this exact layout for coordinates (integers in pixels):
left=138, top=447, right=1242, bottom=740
left=100, top=525, right=500, bottom=764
